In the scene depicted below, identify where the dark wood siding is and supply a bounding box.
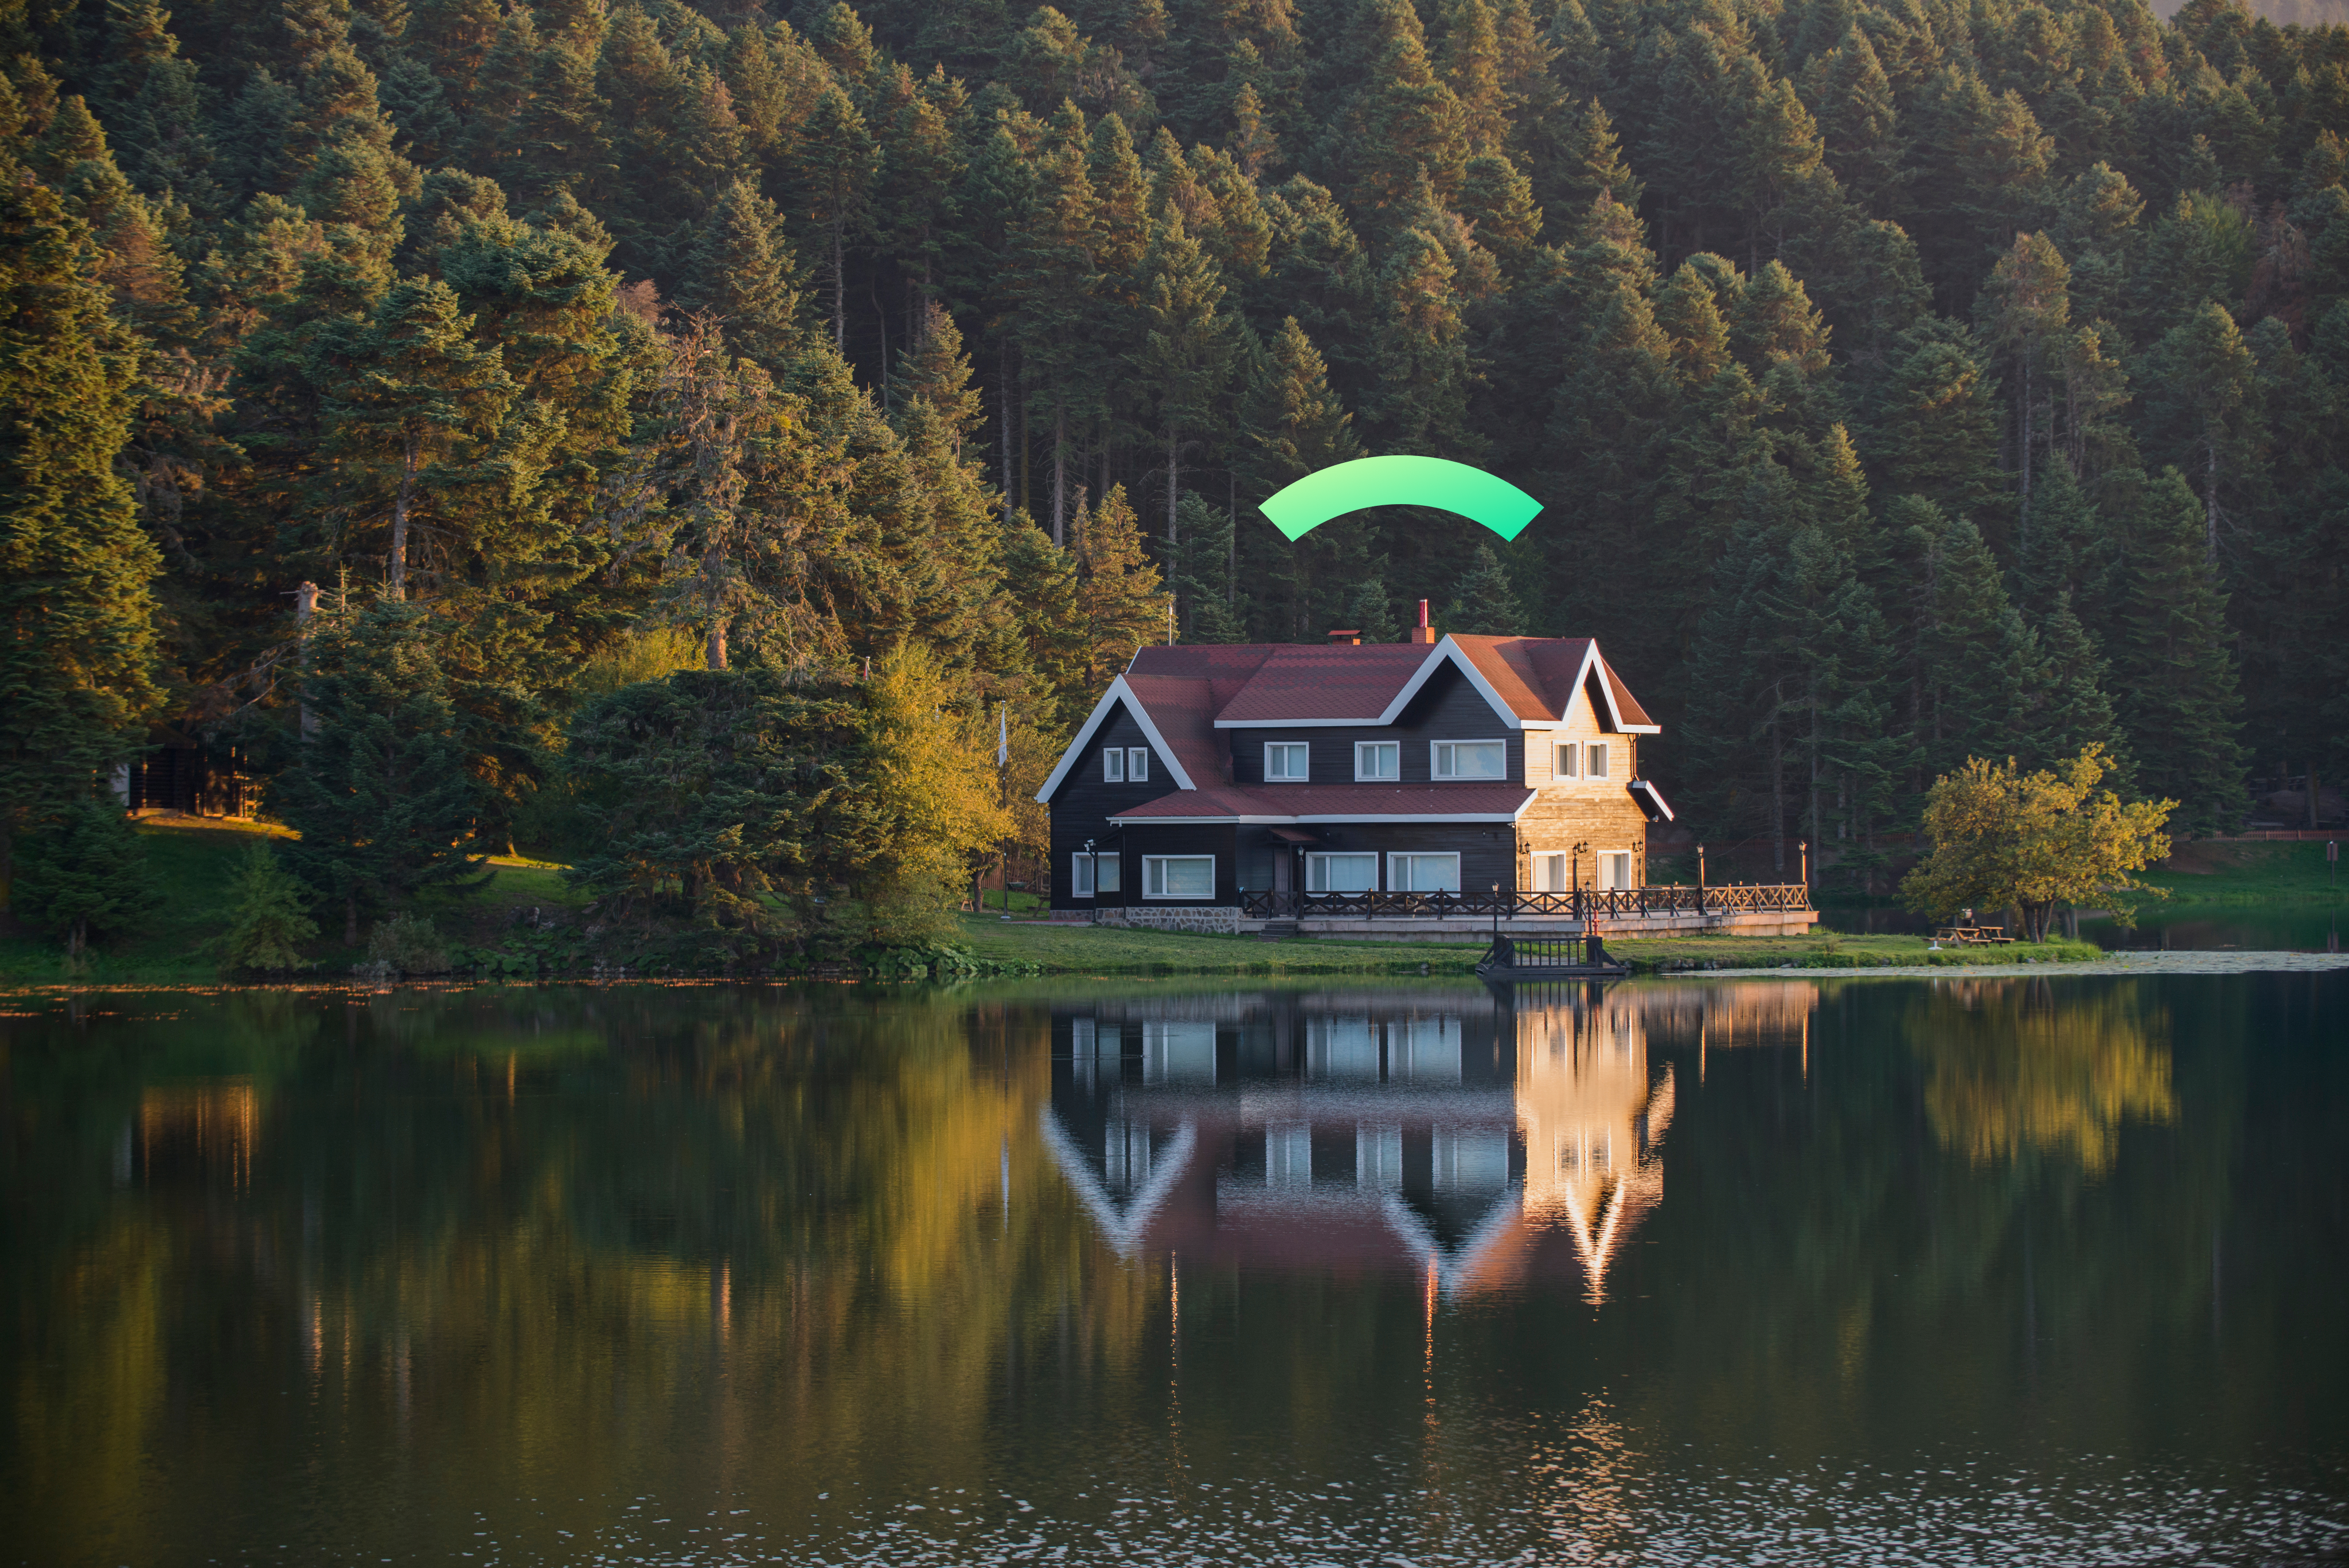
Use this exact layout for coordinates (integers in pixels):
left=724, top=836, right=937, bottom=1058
left=1047, top=703, right=1194, bottom=907
left=1291, top=823, right=1518, bottom=892
left=1223, top=664, right=1519, bottom=787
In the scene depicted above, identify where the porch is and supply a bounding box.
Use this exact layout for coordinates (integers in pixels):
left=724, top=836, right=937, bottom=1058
left=1090, top=884, right=1818, bottom=940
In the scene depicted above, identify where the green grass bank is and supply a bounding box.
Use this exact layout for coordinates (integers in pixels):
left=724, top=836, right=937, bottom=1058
left=3, top=816, right=2100, bottom=985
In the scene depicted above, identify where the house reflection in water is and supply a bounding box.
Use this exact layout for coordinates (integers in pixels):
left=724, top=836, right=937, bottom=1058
left=1044, top=983, right=1815, bottom=1301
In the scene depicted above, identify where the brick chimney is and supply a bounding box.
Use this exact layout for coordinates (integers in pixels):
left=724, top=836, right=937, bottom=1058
left=1410, top=599, right=1437, bottom=644
left=1326, top=629, right=1361, bottom=645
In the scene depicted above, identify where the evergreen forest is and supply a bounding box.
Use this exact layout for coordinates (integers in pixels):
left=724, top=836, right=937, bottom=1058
left=3, top=0, right=2347, bottom=949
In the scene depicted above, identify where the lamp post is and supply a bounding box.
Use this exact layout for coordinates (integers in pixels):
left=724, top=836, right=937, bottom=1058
left=1799, top=838, right=1809, bottom=892
left=1696, top=843, right=1706, bottom=915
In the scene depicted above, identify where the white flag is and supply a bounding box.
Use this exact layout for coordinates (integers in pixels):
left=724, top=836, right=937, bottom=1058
left=996, top=705, right=1009, bottom=766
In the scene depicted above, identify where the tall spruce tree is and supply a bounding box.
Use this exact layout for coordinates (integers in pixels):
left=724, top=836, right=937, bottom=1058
left=2111, top=470, right=2247, bottom=834
left=0, top=107, right=162, bottom=903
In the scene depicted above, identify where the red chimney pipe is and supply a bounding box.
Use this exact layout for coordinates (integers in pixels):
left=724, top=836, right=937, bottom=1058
left=1411, top=598, right=1436, bottom=644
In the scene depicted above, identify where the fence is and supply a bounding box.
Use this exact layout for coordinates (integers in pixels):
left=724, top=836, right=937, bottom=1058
left=1236, top=884, right=1811, bottom=920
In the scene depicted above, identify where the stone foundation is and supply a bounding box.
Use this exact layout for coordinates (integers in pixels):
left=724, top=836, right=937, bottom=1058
left=1097, top=905, right=1243, bottom=935
left=1257, top=909, right=1818, bottom=942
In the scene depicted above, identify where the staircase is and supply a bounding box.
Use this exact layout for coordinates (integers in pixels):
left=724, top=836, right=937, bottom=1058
left=1258, top=919, right=1300, bottom=941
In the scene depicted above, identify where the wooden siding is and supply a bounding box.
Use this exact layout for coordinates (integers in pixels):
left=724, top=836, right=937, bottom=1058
left=1226, top=664, right=1522, bottom=787
left=1047, top=703, right=1180, bottom=906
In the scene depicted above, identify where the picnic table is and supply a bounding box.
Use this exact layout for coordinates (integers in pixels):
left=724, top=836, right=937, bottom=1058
left=1932, top=925, right=2015, bottom=946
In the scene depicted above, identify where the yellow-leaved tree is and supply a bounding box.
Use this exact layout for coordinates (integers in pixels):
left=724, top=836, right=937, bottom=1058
left=1901, top=746, right=2175, bottom=942
left=861, top=644, right=1014, bottom=938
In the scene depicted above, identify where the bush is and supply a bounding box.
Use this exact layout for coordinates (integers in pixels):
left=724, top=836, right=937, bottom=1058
left=360, top=912, right=451, bottom=977
left=12, top=795, right=152, bottom=959
left=209, top=841, right=318, bottom=974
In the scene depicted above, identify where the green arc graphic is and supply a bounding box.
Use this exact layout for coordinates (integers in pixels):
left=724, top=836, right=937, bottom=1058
left=1259, top=456, right=1543, bottom=543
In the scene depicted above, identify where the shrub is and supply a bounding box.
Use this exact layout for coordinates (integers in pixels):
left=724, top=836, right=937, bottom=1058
left=361, top=912, right=451, bottom=977
left=209, top=841, right=318, bottom=974
left=12, top=795, right=152, bottom=959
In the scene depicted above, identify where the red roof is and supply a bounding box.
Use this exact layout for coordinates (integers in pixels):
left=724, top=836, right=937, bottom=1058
left=1111, top=785, right=1533, bottom=822
left=1188, top=643, right=1433, bottom=722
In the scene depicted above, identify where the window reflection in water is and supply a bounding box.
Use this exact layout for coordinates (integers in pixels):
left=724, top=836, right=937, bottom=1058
left=1047, top=982, right=1828, bottom=1302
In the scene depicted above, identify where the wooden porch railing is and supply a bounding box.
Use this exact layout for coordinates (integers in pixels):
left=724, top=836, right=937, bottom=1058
left=1237, top=884, right=1812, bottom=919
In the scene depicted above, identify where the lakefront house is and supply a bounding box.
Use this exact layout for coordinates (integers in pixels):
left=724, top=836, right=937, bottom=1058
left=1036, top=607, right=1810, bottom=937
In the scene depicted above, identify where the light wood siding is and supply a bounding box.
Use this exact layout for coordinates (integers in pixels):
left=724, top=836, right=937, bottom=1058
left=1516, top=674, right=1648, bottom=887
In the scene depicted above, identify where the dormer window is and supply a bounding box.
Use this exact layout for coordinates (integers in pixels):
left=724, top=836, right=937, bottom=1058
left=1264, top=742, right=1309, bottom=781
left=1431, top=740, right=1505, bottom=780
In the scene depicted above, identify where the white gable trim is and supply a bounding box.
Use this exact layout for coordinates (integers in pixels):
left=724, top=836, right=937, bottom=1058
left=1371, top=637, right=1531, bottom=729
left=1034, top=677, right=1200, bottom=802
left=1583, top=645, right=1662, bottom=734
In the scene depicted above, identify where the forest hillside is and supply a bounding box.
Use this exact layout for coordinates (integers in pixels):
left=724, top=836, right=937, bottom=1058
left=2, top=0, right=2344, bottom=950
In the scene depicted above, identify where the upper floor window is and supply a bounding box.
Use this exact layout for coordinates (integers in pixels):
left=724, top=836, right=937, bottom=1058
left=1264, top=742, right=1309, bottom=781
left=1432, top=739, right=1505, bottom=780
left=1554, top=743, right=1579, bottom=778
left=1355, top=741, right=1399, bottom=781
left=1587, top=743, right=1609, bottom=779
left=1103, top=748, right=1124, bottom=782
left=1128, top=746, right=1150, bottom=782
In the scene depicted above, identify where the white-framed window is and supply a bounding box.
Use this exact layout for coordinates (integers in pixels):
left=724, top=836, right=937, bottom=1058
left=1388, top=851, right=1461, bottom=892
left=1355, top=740, right=1400, bottom=781
left=1264, top=742, right=1309, bottom=781
left=1554, top=742, right=1579, bottom=778
left=1072, top=853, right=1095, bottom=898
left=1534, top=852, right=1568, bottom=892
left=1103, top=748, right=1124, bottom=782
left=1127, top=746, right=1150, bottom=782
left=1071, top=853, right=1122, bottom=897
left=1597, top=851, right=1633, bottom=890
left=1431, top=739, right=1505, bottom=779
left=1306, top=852, right=1379, bottom=892
left=1143, top=855, right=1215, bottom=899
left=1095, top=852, right=1121, bottom=894
left=1587, top=743, right=1609, bottom=779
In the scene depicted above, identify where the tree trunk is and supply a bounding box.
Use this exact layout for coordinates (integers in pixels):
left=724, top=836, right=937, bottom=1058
left=1166, top=423, right=1180, bottom=545
left=1808, top=672, right=1821, bottom=872
left=345, top=896, right=358, bottom=946
left=1770, top=698, right=1786, bottom=876
left=999, top=345, right=1013, bottom=520
left=832, top=226, right=846, bottom=352
left=707, top=615, right=728, bottom=672
left=389, top=436, right=418, bottom=600
left=1051, top=405, right=1067, bottom=548
left=2206, top=427, right=2220, bottom=564
left=2017, top=343, right=2032, bottom=553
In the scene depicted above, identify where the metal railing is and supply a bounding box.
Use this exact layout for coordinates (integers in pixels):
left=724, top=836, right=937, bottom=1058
left=1237, top=884, right=1811, bottom=920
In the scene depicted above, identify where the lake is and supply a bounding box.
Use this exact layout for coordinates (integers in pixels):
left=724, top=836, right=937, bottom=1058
left=4, top=976, right=2345, bottom=1565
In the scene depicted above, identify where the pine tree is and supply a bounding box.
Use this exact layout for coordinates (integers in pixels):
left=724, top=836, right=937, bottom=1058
left=208, top=840, right=321, bottom=974
left=11, top=792, right=151, bottom=961
left=1136, top=214, right=1236, bottom=547
left=785, top=84, right=879, bottom=351
left=1170, top=491, right=1243, bottom=642
left=0, top=117, right=162, bottom=905
left=1339, top=578, right=1400, bottom=643
left=1072, top=483, right=1172, bottom=692
left=1236, top=317, right=1365, bottom=638
left=1443, top=540, right=1522, bottom=635
left=2141, top=302, right=2260, bottom=565
left=310, top=278, right=517, bottom=600
left=275, top=599, right=488, bottom=942
left=2112, top=470, right=2248, bottom=834
left=1333, top=0, right=1470, bottom=213
left=681, top=178, right=803, bottom=371
left=1858, top=317, right=2002, bottom=523
left=2014, top=591, right=2129, bottom=784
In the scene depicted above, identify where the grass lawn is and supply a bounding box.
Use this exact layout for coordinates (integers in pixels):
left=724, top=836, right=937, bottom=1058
left=0, top=813, right=591, bottom=986
left=953, top=916, right=1486, bottom=975
left=954, top=918, right=2100, bottom=976
left=2141, top=840, right=2348, bottom=906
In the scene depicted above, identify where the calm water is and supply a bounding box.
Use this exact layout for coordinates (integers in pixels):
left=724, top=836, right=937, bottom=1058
left=3, top=977, right=2345, bottom=1566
